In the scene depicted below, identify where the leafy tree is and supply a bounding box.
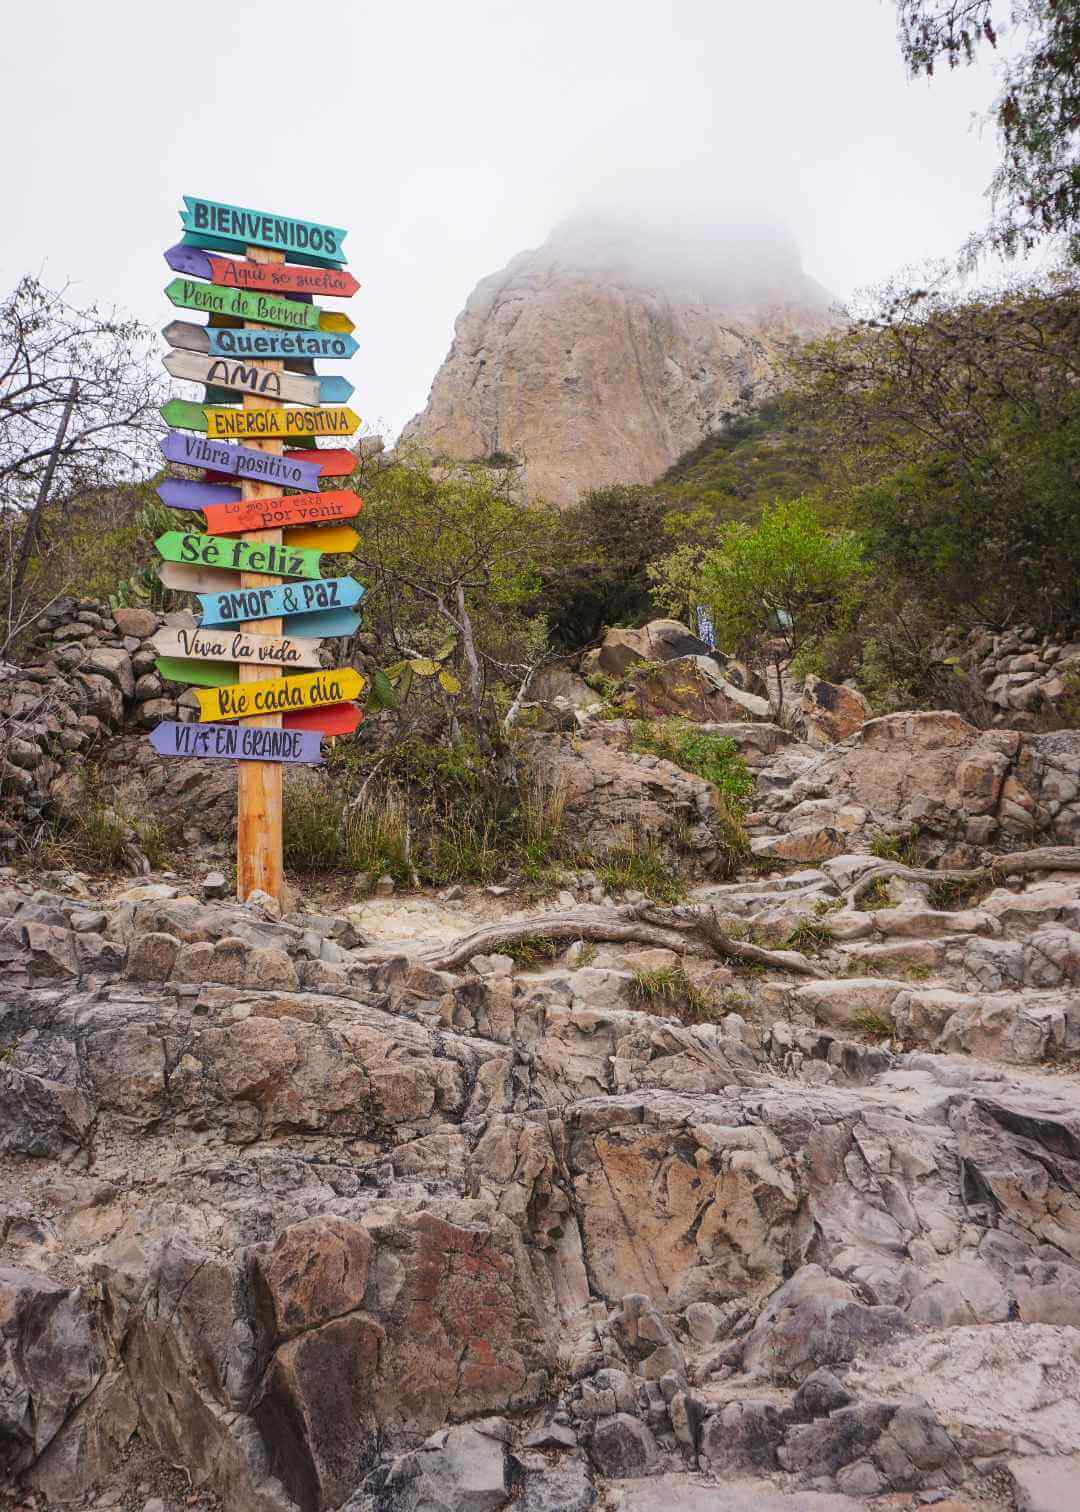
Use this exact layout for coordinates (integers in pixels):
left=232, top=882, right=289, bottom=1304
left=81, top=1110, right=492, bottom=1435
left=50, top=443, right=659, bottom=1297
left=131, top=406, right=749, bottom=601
left=651, top=497, right=867, bottom=706
left=537, top=484, right=667, bottom=650
left=790, top=272, right=1080, bottom=628
left=347, top=455, right=550, bottom=745
left=0, top=277, right=162, bottom=649
left=894, top=1, right=1080, bottom=261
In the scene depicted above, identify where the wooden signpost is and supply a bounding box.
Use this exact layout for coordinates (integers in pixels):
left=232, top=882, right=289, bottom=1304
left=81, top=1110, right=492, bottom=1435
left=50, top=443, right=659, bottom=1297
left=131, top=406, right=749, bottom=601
left=163, top=348, right=354, bottom=406
left=150, top=721, right=326, bottom=764
left=166, top=242, right=359, bottom=297
left=164, top=318, right=359, bottom=361
left=149, top=195, right=364, bottom=903
left=195, top=667, right=364, bottom=722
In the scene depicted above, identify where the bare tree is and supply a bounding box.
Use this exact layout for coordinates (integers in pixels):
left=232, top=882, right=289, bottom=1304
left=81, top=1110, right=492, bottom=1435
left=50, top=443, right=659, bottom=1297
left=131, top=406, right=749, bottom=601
left=0, top=276, right=163, bottom=651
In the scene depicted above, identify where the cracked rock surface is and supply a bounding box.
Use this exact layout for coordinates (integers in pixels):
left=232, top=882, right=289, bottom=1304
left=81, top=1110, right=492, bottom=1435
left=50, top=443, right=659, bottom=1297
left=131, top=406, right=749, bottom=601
left=2, top=756, right=1080, bottom=1508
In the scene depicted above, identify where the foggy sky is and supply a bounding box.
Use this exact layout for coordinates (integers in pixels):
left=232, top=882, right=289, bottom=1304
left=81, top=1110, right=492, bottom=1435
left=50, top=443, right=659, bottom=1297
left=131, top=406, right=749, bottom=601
left=2, top=0, right=1015, bottom=440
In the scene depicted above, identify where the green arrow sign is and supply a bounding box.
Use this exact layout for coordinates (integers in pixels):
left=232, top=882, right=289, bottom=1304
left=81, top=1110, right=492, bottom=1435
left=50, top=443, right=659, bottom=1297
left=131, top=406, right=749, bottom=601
left=165, top=277, right=319, bottom=331
left=154, top=530, right=324, bottom=581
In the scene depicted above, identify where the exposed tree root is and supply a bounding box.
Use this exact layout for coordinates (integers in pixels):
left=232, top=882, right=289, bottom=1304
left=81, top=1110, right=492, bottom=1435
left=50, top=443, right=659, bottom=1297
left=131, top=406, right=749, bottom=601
left=417, top=901, right=827, bottom=978
left=843, top=845, right=1080, bottom=909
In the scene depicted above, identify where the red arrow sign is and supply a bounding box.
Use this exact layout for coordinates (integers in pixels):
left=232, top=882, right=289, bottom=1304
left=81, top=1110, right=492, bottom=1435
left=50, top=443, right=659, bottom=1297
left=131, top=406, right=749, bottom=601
left=202, top=447, right=356, bottom=487
left=202, top=490, right=362, bottom=536
left=284, top=703, right=363, bottom=736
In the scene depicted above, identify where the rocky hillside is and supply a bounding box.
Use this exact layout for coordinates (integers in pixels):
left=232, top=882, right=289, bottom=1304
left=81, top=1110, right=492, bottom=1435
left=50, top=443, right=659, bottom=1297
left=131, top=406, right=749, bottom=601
left=3, top=610, right=1080, bottom=1511
left=401, top=210, right=837, bottom=507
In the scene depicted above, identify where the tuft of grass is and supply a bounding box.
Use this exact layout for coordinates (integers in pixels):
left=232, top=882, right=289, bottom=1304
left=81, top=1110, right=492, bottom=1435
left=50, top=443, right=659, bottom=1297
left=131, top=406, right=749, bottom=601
left=283, top=773, right=347, bottom=872
left=861, top=878, right=897, bottom=911
left=631, top=965, right=718, bottom=1023
left=853, top=1008, right=894, bottom=1039
left=38, top=765, right=174, bottom=873
left=813, top=897, right=843, bottom=917
left=593, top=838, right=687, bottom=903
left=927, top=875, right=982, bottom=910
left=845, top=955, right=932, bottom=981
left=344, top=788, right=414, bottom=888
left=869, top=829, right=922, bottom=866
left=501, top=935, right=561, bottom=969
left=786, top=917, right=836, bottom=954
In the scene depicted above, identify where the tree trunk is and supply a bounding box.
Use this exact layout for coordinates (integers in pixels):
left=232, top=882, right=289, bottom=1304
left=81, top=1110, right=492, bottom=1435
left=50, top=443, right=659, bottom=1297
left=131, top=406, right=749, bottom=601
left=408, top=900, right=828, bottom=978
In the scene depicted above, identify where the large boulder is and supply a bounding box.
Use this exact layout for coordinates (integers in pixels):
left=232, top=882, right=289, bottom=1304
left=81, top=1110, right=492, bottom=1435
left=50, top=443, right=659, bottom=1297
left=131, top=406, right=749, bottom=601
left=801, top=676, right=870, bottom=747
left=585, top=620, right=711, bottom=678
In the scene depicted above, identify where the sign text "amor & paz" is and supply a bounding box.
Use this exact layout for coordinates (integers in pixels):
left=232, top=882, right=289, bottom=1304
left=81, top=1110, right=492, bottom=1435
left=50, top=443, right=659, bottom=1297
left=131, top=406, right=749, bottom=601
left=181, top=196, right=348, bottom=263
left=155, top=531, right=323, bottom=580
left=196, top=668, right=364, bottom=722
left=150, top=720, right=324, bottom=764
left=198, top=577, right=364, bottom=626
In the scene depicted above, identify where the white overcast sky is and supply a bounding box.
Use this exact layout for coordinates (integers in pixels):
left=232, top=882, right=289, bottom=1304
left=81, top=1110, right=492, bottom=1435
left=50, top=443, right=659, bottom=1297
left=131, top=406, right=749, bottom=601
left=3, top=0, right=1014, bottom=440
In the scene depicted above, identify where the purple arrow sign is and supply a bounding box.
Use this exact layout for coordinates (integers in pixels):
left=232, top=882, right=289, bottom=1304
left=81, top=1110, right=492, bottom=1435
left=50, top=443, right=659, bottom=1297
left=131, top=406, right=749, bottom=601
left=148, top=720, right=324, bottom=764
left=159, top=430, right=323, bottom=490
left=157, top=478, right=241, bottom=511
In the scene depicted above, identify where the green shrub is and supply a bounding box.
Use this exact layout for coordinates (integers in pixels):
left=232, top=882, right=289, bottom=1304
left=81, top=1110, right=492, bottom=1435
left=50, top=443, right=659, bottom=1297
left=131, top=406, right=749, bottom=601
left=630, top=720, right=754, bottom=802
left=786, top=918, right=836, bottom=954
left=594, top=839, right=687, bottom=903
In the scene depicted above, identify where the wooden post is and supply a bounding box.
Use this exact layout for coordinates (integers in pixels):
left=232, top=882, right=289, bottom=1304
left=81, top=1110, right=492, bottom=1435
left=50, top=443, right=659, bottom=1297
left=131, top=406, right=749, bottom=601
left=236, top=245, right=285, bottom=902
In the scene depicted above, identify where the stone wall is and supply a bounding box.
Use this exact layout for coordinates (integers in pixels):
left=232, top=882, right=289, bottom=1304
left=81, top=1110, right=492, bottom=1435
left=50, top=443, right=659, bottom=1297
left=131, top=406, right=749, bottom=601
left=0, top=598, right=192, bottom=852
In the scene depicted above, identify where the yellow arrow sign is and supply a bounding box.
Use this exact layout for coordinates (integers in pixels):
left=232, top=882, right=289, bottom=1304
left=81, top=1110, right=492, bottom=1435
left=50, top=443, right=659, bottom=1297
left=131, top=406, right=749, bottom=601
left=205, top=406, right=361, bottom=441
left=195, top=667, right=365, bottom=722
left=273, top=524, right=359, bottom=553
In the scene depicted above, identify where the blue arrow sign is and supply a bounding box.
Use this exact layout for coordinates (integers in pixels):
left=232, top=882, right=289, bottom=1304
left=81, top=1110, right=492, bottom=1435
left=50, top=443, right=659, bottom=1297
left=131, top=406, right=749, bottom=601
left=196, top=577, right=365, bottom=628
left=159, top=430, right=323, bottom=490
left=157, top=478, right=239, bottom=511
left=149, top=720, right=324, bottom=764
left=205, top=327, right=358, bottom=361
left=180, top=196, right=348, bottom=266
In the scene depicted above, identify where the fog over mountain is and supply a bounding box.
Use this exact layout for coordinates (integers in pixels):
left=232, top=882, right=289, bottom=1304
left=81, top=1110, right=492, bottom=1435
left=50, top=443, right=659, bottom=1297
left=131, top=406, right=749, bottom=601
left=403, top=204, right=836, bottom=505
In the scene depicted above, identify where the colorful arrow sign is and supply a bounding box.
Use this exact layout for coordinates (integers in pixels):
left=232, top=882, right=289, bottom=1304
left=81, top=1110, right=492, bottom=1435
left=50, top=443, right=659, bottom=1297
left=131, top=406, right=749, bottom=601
left=157, top=561, right=235, bottom=595
left=150, top=720, right=325, bottom=764
left=284, top=703, right=363, bottom=736
left=195, top=667, right=365, bottom=723
left=157, top=478, right=239, bottom=511
left=201, top=489, right=362, bottom=535
left=155, top=531, right=324, bottom=580
left=159, top=427, right=323, bottom=488
left=165, top=243, right=359, bottom=298
left=180, top=196, right=348, bottom=266
left=152, top=626, right=323, bottom=670
left=156, top=656, right=237, bottom=688
left=200, top=446, right=356, bottom=485
left=205, top=406, right=361, bottom=442
left=280, top=608, right=362, bottom=639
left=197, top=577, right=364, bottom=627
left=279, top=524, right=359, bottom=554
left=165, top=278, right=353, bottom=334
left=163, top=319, right=358, bottom=362
left=163, top=349, right=354, bottom=407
